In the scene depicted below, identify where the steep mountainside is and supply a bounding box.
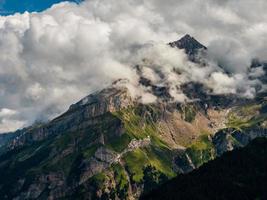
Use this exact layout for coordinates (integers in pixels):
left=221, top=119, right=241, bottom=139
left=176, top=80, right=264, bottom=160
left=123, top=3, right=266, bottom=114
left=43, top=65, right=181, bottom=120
left=0, top=129, right=27, bottom=152
left=142, top=137, right=267, bottom=200
left=0, top=35, right=267, bottom=200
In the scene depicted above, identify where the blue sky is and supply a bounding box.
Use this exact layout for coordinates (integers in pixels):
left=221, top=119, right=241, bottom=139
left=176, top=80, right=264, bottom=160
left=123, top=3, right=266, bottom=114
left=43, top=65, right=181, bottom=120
left=0, top=0, right=82, bottom=15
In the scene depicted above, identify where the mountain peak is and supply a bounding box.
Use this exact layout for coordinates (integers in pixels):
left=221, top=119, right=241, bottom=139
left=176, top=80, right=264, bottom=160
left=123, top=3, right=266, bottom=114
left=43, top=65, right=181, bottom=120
left=67, top=85, right=133, bottom=117
left=180, top=34, right=194, bottom=41
left=169, top=34, right=207, bottom=56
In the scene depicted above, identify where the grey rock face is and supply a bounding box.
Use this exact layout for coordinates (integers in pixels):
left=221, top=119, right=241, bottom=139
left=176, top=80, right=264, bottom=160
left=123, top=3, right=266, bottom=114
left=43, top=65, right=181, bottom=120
left=69, top=87, right=134, bottom=116
left=80, top=157, right=110, bottom=184
left=169, top=34, right=207, bottom=55
left=8, top=86, right=134, bottom=149
left=213, top=128, right=267, bottom=156
left=212, top=130, right=238, bottom=156
left=0, top=130, right=21, bottom=151
left=174, top=151, right=195, bottom=173
left=94, top=147, right=118, bottom=163
left=169, top=34, right=207, bottom=62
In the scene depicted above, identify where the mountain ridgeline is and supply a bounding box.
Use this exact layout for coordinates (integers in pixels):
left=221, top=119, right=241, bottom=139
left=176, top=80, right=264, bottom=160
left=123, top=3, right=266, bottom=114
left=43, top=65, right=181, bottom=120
left=0, top=35, right=267, bottom=200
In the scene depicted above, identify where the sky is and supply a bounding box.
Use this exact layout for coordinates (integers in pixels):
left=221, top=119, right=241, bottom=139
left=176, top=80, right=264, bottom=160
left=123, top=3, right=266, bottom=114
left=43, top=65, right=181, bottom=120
left=0, top=0, right=81, bottom=15
left=0, top=0, right=267, bottom=133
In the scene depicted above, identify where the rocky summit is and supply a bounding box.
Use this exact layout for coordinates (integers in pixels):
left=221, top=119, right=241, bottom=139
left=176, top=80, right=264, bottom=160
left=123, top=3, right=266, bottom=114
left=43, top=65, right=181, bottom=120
left=169, top=34, right=207, bottom=62
left=0, top=35, right=267, bottom=200
left=169, top=34, right=207, bottom=55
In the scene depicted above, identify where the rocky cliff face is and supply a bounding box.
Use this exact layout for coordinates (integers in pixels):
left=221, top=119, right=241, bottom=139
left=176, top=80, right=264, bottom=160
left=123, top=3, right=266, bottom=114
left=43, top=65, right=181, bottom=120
left=169, top=34, right=207, bottom=56
left=8, top=86, right=134, bottom=149
left=213, top=127, right=267, bottom=155
left=169, top=34, right=207, bottom=62
left=0, top=130, right=24, bottom=153
left=0, top=132, right=16, bottom=148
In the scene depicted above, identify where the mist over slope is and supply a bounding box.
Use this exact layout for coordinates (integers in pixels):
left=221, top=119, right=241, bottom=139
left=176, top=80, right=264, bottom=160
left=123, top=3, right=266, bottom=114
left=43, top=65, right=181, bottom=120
left=0, top=0, right=267, bottom=132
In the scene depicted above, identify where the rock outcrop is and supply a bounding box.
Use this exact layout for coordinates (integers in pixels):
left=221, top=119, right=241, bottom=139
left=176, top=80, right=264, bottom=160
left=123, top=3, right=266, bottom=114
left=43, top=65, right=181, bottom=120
left=8, top=86, right=134, bottom=149
left=169, top=34, right=207, bottom=55
left=169, top=34, right=207, bottom=62
left=213, top=127, right=267, bottom=156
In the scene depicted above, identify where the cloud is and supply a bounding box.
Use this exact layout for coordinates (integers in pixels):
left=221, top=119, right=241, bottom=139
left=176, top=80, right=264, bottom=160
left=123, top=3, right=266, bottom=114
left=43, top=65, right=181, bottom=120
left=0, top=108, right=25, bottom=133
left=0, top=108, right=17, bottom=117
left=0, top=0, right=267, bottom=132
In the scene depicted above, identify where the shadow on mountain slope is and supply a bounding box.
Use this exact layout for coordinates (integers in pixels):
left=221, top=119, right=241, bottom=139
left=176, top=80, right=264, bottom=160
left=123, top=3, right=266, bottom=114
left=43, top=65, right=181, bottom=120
left=142, top=137, right=267, bottom=200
